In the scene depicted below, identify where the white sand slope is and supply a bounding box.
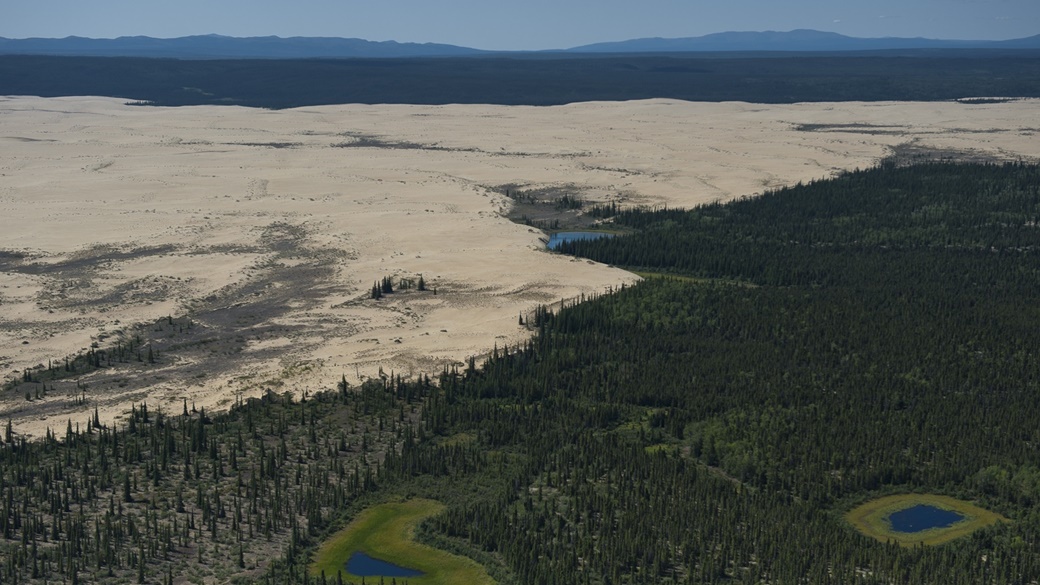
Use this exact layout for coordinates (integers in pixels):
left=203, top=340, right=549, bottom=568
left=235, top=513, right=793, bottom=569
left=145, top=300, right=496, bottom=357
left=2, top=96, right=1039, bottom=436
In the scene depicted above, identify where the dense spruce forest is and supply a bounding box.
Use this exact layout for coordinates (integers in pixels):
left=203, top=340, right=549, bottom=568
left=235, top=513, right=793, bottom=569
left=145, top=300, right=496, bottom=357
left=5, top=162, right=1040, bottom=583
left=2, top=52, right=1040, bottom=107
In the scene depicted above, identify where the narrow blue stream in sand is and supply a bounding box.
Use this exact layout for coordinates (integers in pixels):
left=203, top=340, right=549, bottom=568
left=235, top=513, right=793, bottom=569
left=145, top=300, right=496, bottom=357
left=547, top=231, right=613, bottom=250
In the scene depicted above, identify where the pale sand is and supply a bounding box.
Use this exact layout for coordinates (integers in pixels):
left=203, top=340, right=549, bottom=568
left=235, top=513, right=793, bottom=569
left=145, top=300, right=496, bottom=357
left=2, top=96, right=1039, bottom=436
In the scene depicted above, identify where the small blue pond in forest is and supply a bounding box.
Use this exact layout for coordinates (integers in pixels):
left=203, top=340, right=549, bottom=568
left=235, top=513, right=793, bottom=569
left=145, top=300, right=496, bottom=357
left=887, top=505, right=965, bottom=533
left=547, top=231, right=613, bottom=250
left=346, top=551, right=424, bottom=578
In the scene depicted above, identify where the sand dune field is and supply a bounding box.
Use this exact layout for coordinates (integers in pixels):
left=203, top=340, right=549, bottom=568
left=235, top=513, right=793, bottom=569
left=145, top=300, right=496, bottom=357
left=2, top=95, right=1039, bottom=436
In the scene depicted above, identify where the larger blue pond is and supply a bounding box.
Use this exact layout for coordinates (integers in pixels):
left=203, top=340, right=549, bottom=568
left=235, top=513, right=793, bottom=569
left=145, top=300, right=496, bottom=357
left=547, top=231, right=613, bottom=250
left=346, top=551, right=424, bottom=578
left=887, top=505, right=965, bottom=533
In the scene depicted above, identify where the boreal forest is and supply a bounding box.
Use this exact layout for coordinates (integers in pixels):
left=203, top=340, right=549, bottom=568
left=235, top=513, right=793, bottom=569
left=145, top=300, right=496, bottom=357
left=4, top=161, right=1040, bottom=583
left=2, top=52, right=1040, bottom=108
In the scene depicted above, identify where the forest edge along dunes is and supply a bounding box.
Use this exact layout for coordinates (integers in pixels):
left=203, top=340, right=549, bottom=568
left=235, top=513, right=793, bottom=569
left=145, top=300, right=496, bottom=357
left=7, top=96, right=1040, bottom=440
left=845, top=494, right=1008, bottom=547
left=5, top=162, right=1040, bottom=582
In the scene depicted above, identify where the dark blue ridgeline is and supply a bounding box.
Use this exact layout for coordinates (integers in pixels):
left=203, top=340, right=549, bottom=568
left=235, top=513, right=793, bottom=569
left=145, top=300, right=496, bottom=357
left=548, top=231, right=613, bottom=250
left=887, top=505, right=965, bottom=533
left=346, top=551, right=424, bottom=578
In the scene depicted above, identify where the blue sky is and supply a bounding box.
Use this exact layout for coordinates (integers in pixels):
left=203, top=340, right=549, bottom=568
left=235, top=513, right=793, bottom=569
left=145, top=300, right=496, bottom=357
left=2, top=0, right=1037, bottom=50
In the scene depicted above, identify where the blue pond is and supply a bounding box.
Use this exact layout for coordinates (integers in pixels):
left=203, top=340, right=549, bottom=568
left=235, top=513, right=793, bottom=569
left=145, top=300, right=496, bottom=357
left=547, top=231, right=613, bottom=250
left=346, top=551, right=424, bottom=578
left=887, top=505, right=965, bottom=533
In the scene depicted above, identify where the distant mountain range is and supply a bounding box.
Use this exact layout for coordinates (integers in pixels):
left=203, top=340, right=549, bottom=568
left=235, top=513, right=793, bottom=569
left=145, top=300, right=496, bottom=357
left=0, top=30, right=1038, bottom=59
left=0, top=34, right=487, bottom=59
left=569, top=29, right=1040, bottom=53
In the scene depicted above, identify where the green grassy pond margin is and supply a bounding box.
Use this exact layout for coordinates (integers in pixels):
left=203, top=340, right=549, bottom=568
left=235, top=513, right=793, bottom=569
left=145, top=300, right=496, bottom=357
left=845, top=494, right=1008, bottom=547
left=310, top=498, right=494, bottom=584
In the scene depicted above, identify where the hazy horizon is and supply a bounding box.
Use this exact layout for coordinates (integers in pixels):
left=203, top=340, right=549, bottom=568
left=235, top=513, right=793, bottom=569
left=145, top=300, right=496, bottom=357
left=4, top=0, right=1038, bottom=51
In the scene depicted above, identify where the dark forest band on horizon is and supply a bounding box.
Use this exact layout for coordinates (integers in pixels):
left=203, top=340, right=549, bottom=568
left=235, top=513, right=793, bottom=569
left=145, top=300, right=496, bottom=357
left=2, top=51, right=1040, bottom=108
